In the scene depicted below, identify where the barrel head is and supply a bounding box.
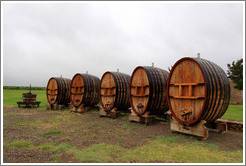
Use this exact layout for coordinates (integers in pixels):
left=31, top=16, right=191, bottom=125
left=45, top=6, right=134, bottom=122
left=168, top=58, right=206, bottom=125
left=129, top=67, right=150, bottom=115
left=70, top=74, right=85, bottom=107
left=100, top=72, right=116, bottom=111
left=46, top=78, right=58, bottom=104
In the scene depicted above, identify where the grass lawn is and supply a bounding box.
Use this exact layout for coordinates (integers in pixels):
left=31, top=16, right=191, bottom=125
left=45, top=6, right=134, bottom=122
left=2, top=89, right=244, bottom=163
left=3, top=90, right=243, bottom=122
left=221, top=105, right=243, bottom=122
left=3, top=89, right=47, bottom=108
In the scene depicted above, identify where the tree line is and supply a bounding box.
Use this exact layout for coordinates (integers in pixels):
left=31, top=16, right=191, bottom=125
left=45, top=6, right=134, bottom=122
left=3, top=86, right=46, bottom=90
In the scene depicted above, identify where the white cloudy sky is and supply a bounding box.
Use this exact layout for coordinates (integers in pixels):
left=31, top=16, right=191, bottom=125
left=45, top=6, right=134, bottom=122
left=2, top=2, right=244, bottom=87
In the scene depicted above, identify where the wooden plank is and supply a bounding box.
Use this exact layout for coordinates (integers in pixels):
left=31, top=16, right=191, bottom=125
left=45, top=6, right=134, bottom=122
left=179, top=85, right=182, bottom=96
left=169, top=96, right=205, bottom=99
left=189, top=85, right=192, bottom=97
left=99, top=107, right=123, bottom=119
left=47, top=102, right=69, bottom=110
left=169, top=82, right=204, bottom=86
left=129, top=109, right=152, bottom=125
left=171, top=119, right=208, bottom=139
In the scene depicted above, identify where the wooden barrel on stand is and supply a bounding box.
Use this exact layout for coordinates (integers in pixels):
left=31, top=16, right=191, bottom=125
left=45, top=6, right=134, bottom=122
left=46, top=77, right=71, bottom=105
left=167, top=57, right=230, bottom=125
left=70, top=73, right=100, bottom=107
left=129, top=66, right=169, bottom=115
left=99, top=72, right=131, bottom=111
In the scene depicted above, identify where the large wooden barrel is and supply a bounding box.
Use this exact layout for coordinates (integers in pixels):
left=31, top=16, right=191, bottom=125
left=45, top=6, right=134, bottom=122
left=46, top=77, right=71, bottom=105
left=70, top=73, right=100, bottom=107
left=129, top=66, right=169, bottom=115
left=167, top=57, right=230, bottom=125
left=99, top=72, right=131, bottom=111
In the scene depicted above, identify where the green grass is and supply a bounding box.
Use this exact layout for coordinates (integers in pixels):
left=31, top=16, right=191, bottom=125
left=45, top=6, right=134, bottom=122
left=38, top=129, right=62, bottom=136
left=119, top=135, right=242, bottom=163
left=67, top=143, right=124, bottom=163
left=4, top=140, right=36, bottom=150
left=50, top=154, right=62, bottom=161
left=39, top=143, right=55, bottom=151
left=3, top=89, right=47, bottom=108
left=221, top=105, right=243, bottom=122
left=4, top=137, right=242, bottom=163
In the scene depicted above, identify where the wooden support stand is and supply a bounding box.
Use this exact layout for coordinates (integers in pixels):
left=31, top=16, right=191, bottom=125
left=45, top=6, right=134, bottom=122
left=215, top=119, right=243, bottom=132
left=129, top=110, right=152, bottom=125
left=171, top=119, right=208, bottom=140
left=171, top=119, right=228, bottom=140
left=206, top=120, right=227, bottom=134
left=70, top=104, right=100, bottom=113
left=99, top=107, right=129, bottom=118
left=46, top=103, right=69, bottom=110
left=17, top=101, right=41, bottom=108
left=129, top=109, right=171, bottom=125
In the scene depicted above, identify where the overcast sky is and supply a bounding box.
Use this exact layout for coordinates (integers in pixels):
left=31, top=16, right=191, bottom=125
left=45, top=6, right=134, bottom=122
left=2, top=2, right=244, bottom=87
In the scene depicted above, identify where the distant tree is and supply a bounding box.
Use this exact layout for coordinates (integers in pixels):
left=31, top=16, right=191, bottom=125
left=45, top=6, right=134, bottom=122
left=227, top=59, right=243, bottom=90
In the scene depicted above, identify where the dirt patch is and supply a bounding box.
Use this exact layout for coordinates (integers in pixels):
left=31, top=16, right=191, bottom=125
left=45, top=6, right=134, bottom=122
left=3, top=147, right=56, bottom=163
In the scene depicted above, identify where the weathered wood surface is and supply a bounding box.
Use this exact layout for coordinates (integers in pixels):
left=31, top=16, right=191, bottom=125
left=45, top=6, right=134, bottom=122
left=129, top=66, right=169, bottom=116
left=46, top=102, right=69, bottom=110
left=215, top=119, right=243, bottom=132
left=70, top=104, right=100, bottom=113
left=99, top=106, right=130, bottom=118
left=23, top=93, right=37, bottom=103
left=167, top=57, right=230, bottom=125
left=70, top=73, right=100, bottom=108
left=46, top=77, right=71, bottom=105
left=171, top=119, right=209, bottom=140
left=129, top=110, right=152, bottom=125
left=17, top=92, right=41, bottom=108
left=99, top=72, right=130, bottom=112
left=129, top=108, right=171, bottom=125
left=171, top=118, right=231, bottom=139
left=17, top=101, right=41, bottom=108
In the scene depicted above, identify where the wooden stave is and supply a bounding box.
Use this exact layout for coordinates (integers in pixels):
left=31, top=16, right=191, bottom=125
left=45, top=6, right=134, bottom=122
left=99, top=72, right=131, bottom=111
left=129, top=66, right=169, bottom=115
left=145, top=67, right=169, bottom=114
left=70, top=74, right=100, bottom=107
left=113, top=72, right=131, bottom=110
left=46, top=77, right=71, bottom=105
left=167, top=57, right=230, bottom=125
left=197, top=58, right=230, bottom=123
left=55, top=78, right=71, bottom=105
left=82, top=74, right=100, bottom=106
